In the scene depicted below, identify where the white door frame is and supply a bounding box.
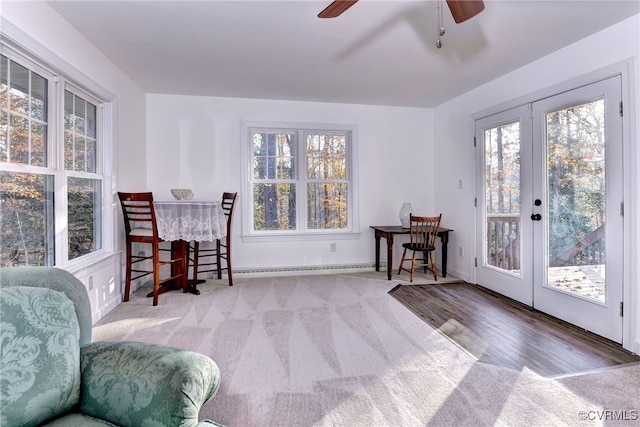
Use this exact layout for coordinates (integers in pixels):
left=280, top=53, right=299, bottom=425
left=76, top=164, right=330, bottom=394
left=472, top=60, right=638, bottom=352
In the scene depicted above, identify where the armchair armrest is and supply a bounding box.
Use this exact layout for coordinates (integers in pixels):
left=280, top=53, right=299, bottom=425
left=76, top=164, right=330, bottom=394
left=79, top=341, right=221, bottom=427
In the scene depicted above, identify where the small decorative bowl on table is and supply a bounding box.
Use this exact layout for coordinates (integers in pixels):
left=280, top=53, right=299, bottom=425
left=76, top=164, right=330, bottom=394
left=170, top=188, right=193, bottom=200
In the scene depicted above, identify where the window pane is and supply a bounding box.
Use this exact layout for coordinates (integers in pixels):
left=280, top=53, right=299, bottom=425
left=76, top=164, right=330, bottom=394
left=64, top=90, right=98, bottom=172
left=74, top=97, right=86, bottom=135
left=86, top=138, right=97, bottom=173
left=306, top=134, right=347, bottom=180
left=307, top=183, right=348, bottom=230
left=0, top=171, right=55, bottom=267
left=9, top=60, right=29, bottom=116
left=86, top=101, right=96, bottom=138
left=9, top=114, right=29, bottom=164
left=64, top=90, right=74, bottom=129
left=68, top=177, right=102, bottom=259
left=0, top=55, right=8, bottom=110
left=31, top=72, right=47, bottom=122
left=253, top=183, right=296, bottom=231
left=0, top=110, right=6, bottom=162
left=484, top=121, right=521, bottom=272
left=546, top=99, right=606, bottom=301
left=252, top=131, right=296, bottom=179
left=64, top=131, right=73, bottom=170
left=1, top=56, right=48, bottom=167
left=31, top=120, right=46, bottom=166
left=75, top=135, right=85, bottom=171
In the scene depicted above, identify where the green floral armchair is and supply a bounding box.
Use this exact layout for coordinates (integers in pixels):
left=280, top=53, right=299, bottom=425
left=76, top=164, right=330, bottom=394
left=0, top=267, right=222, bottom=427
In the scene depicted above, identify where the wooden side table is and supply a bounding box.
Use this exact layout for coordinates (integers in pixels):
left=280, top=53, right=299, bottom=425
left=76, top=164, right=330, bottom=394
left=370, top=225, right=453, bottom=280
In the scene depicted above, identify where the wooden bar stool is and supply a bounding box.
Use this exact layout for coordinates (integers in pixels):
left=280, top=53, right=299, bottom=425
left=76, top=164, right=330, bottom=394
left=189, top=192, right=237, bottom=286
left=118, top=192, right=185, bottom=305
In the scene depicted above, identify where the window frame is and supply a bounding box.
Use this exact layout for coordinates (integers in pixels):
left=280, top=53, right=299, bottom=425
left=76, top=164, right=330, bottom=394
left=0, top=36, right=116, bottom=270
left=63, top=83, right=105, bottom=262
left=242, top=121, right=359, bottom=242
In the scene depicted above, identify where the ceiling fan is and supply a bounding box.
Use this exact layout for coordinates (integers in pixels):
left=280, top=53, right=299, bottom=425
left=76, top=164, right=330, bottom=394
left=318, top=0, right=485, bottom=24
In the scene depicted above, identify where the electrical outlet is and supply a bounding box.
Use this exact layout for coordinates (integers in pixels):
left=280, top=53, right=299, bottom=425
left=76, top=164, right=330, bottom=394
left=88, top=275, right=94, bottom=291
left=330, top=243, right=337, bottom=252
left=458, top=246, right=464, bottom=257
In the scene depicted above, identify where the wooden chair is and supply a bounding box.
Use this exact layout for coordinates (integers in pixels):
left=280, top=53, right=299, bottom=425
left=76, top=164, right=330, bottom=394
left=117, top=192, right=185, bottom=306
left=398, top=213, right=442, bottom=282
left=189, top=192, right=237, bottom=286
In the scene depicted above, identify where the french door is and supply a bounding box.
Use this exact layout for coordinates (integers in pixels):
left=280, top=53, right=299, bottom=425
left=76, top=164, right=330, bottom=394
left=475, top=76, right=624, bottom=342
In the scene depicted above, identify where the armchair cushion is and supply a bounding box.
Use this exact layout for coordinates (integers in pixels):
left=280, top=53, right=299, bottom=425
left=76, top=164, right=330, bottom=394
left=0, top=286, right=81, bottom=426
left=80, top=341, right=221, bottom=427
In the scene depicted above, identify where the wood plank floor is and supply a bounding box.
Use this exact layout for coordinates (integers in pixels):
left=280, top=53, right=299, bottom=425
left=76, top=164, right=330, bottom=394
left=389, top=281, right=640, bottom=377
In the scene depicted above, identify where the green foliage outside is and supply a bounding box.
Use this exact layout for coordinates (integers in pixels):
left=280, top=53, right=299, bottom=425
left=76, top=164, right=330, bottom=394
left=484, top=98, right=606, bottom=267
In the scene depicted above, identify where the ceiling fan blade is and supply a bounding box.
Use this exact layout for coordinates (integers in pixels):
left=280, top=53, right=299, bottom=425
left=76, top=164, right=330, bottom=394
left=318, top=0, right=359, bottom=18
left=446, top=0, right=485, bottom=23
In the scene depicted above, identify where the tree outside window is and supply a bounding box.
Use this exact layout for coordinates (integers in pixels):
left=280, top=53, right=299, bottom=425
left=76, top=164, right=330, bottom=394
left=249, top=126, right=352, bottom=235
left=0, top=50, right=104, bottom=267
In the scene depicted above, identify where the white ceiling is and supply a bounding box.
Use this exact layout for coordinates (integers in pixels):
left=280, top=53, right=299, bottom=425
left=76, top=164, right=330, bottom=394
left=48, top=0, right=639, bottom=108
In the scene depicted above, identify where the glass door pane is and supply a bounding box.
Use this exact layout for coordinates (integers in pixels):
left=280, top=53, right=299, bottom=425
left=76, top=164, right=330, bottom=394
left=476, top=104, right=532, bottom=306
left=545, top=99, right=606, bottom=302
left=484, top=121, right=521, bottom=275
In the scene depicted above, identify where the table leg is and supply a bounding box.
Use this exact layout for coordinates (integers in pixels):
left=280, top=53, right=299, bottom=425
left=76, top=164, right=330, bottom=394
left=173, top=241, right=189, bottom=293
left=386, top=233, right=394, bottom=281
left=182, top=241, right=201, bottom=295
left=374, top=232, right=381, bottom=272
left=146, top=240, right=200, bottom=298
left=440, top=232, right=449, bottom=278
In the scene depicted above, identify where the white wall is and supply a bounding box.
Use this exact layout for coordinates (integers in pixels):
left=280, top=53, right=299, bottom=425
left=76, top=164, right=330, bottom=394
left=1, top=1, right=147, bottom=322
left=434, top=15, right=640, bottom=352
left=146, top=95, right=434, bottom=271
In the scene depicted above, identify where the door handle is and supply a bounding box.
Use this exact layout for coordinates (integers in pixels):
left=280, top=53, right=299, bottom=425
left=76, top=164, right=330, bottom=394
left=531, top=213, right=542, bottom=221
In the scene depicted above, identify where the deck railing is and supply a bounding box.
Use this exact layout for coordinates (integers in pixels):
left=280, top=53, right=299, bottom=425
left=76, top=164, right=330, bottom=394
left=549, top=224, right=605, bottom=267
left=487, top=214, right=605, bottom=269
left=487, top=214, right=520, bottom=270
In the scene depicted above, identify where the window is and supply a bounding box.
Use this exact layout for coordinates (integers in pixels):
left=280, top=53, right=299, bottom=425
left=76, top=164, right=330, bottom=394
left=245, top=124, right=357, bottom=238
left=0, top=46, right=109, bottom=267
left=64, top=90, right=102, bottom=260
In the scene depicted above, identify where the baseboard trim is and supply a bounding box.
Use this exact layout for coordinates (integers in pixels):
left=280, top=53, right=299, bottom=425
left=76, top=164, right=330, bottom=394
left=223, top=263, right=379, bottom=278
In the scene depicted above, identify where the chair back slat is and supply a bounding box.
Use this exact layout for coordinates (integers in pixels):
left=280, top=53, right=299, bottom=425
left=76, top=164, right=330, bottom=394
left=117, top=192, right=159, bottom=237
left=409, top=214, right=442, bottom=250
left=221, top=192, right=238, bottom=233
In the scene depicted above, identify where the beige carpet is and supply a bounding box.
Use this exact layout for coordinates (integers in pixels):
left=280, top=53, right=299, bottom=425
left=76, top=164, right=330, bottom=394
left=93, top=272, right=640, bottom=426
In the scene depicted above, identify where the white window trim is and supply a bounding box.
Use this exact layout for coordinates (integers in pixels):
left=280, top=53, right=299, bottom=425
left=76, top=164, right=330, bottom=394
left=1, top=18, right=118, bottom=269
left=241, top=120, right=360, bottom=242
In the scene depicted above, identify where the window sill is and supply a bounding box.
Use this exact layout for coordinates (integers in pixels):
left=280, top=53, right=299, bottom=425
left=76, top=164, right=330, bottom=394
left=61, top=250, right=121, bottom=275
